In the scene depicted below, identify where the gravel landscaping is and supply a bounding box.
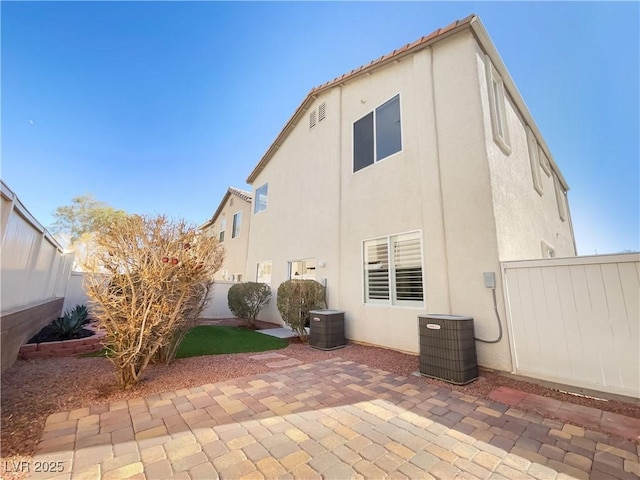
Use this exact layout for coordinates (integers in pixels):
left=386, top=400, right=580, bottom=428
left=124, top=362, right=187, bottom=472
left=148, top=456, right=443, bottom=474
left=2, top=335, right=639, bottom=479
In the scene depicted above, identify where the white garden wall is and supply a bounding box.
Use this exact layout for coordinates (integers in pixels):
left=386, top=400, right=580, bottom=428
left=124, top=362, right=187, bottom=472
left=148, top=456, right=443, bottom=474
left=502, top=253, right=640, bottom=398
left=64, top=273, right=234, bottom=320
left=1, top=180, right=75, bottom=371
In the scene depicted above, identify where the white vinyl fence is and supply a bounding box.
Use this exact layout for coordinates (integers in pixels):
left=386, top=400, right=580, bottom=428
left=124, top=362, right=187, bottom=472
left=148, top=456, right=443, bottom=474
left=65, top=274, right=235, bottom=319
left=1, top=181, right=75, bottom=370
left=200, top=281, right=234, bottom=319
left=62, top=271, right=91, bottom=313
left=1, top=181, right=74, bottom=314
left=502, top=253, right=640, bottom=398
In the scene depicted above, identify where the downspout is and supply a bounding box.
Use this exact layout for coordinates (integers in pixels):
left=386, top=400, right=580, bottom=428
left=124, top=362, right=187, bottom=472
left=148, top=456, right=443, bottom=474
left=336, top=85, right=343, bottom=309
left=429, top=47, right=453, bottom=312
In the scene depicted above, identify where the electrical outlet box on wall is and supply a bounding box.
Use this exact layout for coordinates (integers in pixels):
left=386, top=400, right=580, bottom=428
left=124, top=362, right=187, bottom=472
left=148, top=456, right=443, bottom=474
left=483, top=272, right=496, bottom=289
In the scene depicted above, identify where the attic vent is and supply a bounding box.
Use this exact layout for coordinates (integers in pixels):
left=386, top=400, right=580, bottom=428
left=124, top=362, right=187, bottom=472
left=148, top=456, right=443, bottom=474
left=318, top=102, right=326, bottom=121
left=309, top=110, right=317, bottom=129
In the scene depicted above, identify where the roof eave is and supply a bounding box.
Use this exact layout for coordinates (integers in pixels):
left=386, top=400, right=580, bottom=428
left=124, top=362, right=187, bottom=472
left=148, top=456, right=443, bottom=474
left=199, top=188, right=251, bottom=231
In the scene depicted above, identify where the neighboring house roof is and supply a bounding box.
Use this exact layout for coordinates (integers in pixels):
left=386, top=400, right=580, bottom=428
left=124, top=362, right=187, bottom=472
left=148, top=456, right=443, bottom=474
left=200, top=187, right=252, bottom=230
left=246, top=14, right=569, bottom=191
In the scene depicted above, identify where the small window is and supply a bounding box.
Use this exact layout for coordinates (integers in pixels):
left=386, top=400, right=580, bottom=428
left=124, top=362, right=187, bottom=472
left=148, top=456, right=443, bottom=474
left=318, top=102, right=326, bottom=122
left=232, top=212, right=241, bottom=238
left=289, top=258, right=316, bottom=280
left=232, top=273, right=243, bottom=283
left=541, top=240, right=556, bottom=258
left=486, top=56, right=510, bottom=154
left=230, top=197, right=234, bottom=207
left=256, top=261, right=272, bottom=284
left=309, top=110, right=317, bottom=129
left=353, top=94, right=402, bottom=172
left=527, top=127, right=543, bottom=196
left=363, top=231, right=424, bottom=307
left=538, top=145, right=551, bottom=177
left=219, top=219, right=226, bottom=242
left=254, top=183, right=268, bottom=214
left=554, top=174, right=567, bottom=222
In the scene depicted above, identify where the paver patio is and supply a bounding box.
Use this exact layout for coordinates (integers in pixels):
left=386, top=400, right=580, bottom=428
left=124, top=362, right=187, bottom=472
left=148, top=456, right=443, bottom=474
left=30, top=358, right=639, bottom=479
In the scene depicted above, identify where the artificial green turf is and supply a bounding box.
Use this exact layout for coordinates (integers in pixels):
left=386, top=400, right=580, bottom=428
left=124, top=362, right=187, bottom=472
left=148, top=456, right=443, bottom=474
left=175, top=325, right=287, bottom=358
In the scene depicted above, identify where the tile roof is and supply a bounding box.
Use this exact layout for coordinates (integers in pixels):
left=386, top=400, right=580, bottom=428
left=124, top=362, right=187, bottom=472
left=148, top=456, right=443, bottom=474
left=228, top=186, right=252, bottom=203
left=308, top=14, right=475, bottom=96
left=200, top=186, right=252, bottom=230
left=246, top=14, right=476, bottom=184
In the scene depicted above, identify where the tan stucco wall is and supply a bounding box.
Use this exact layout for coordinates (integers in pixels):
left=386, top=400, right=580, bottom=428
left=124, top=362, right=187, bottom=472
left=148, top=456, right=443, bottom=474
left=475, top=46, right=576, bottom=262
left=245, top=86, right=343, bottom=325
left=245, top=29, right=575, bottom=373
left=427, top=33, right=511, bottom=370
left=204, top=195, right=252, bottom=282
left=337, top=47, right=434, bottom=355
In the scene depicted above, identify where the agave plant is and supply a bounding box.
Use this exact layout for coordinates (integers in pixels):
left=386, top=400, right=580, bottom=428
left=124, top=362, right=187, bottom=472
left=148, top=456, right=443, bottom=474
left=53, top=305, right=90, bottom=340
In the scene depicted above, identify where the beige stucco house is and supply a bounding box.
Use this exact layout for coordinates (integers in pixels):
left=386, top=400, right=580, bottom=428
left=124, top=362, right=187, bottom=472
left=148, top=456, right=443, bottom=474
left=243, top=14, right=576, bottom=372
left=201, top=187, right=252, bottom=282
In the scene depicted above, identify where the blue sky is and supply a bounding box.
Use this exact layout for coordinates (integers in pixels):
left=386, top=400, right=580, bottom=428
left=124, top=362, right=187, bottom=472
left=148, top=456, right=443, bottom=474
left=2, top=2, right=638, bottom=255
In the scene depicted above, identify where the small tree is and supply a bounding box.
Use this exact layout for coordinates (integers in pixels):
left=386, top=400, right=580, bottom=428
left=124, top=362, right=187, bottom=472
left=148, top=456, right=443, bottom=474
left=228, top=282, right=272, bottom=328
left=51, top=194, right=127, bottom=270
left=85, top=214, right=224, bottom=388
left=277, top=279, right=326, bottom=341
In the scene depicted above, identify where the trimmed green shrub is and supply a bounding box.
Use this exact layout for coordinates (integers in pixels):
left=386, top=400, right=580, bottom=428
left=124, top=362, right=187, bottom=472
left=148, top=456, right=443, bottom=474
left=276, top=279, right=326, bottom=341
left=227, top=282, right=272, bottom=327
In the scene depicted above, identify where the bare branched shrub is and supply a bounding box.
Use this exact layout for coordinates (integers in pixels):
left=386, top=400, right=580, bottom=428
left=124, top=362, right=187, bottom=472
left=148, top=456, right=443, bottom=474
left=228, top=282, right=272, bottom=328
left=276, top=279, right=326, bottom=341
left=85, top=214, right=224, bottom=388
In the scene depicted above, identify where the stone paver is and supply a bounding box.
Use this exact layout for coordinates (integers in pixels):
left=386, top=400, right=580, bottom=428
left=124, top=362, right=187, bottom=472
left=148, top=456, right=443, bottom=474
left=266, top=358, right=303, bottom=368
left=491, top=387, right=640, bottom=442
left=27, top=358, right=640, bottom=479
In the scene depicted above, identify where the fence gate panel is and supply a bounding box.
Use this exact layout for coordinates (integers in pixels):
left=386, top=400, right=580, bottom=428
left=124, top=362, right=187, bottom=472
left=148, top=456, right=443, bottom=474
left=502, top=254, right=640, bottom=398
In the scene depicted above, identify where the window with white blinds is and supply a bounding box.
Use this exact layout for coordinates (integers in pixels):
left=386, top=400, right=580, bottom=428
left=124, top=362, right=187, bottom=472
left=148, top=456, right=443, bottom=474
left=364, top=238, right=389, bottom=303
left=393, top=233, right=424, bottom=304
left=363, top=231, right=424, bottom=306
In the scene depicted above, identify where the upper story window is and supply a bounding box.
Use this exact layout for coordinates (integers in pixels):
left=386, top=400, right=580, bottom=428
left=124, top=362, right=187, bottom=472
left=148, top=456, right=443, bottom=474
left=232, top=212, right=242, bottom=238
left=363, top=231, right=424, bottom=307
left=527, top=127, right=543, bottom=196
left=538, top=145, right=551, bottom=177
left=554, top=174, right=567, bottom=222
left=219, top=219, right=226, bottom=242
left=353, top=94, right=402, bottom=173
left=486, top=57, right=511, bottom=155
left=254, top=183, right=268, bottom=214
